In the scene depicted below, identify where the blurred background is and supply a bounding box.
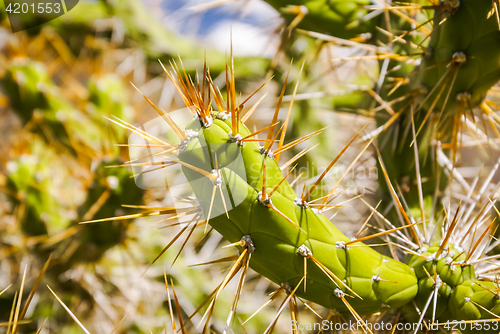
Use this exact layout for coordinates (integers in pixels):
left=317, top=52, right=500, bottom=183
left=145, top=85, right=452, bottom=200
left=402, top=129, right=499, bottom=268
left=0, top=0, right=443, bottom=333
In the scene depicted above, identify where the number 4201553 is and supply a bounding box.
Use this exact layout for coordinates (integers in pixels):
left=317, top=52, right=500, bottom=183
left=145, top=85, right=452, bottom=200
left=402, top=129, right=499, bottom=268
left=5, top=2, right=62, bottom=14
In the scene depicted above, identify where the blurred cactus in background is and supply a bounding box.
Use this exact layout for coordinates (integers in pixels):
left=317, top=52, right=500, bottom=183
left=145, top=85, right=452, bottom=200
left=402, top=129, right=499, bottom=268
left=5, top=147, right=68, bottom=237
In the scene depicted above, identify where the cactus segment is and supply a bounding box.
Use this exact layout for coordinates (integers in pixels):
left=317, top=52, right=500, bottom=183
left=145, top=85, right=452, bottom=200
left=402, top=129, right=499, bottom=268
left=2, top=60, right=102, bottom=157
left=403, top=244, right=475, bottom=320
left=5, top=150, right=68, bottom=236
left=419, top=0, right=500, bottom=114
left=98, top=0, right=500, bottom=326
left=263, top=0, right=379, bottom=40
left=448, top=280, right=500, bottom=334
left=178, top=110, right=419, bottom=315
left=374, top=0, right=500, bottom=243
left=149, top=58, right=421, bottom=316
left=135, top=55, right=500, bottom=327
left=95, top=49, right=500, bottom=330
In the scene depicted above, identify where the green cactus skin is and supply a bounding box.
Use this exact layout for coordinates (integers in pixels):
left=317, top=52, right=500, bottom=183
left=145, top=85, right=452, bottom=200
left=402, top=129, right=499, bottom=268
left=2, top=61, right=52, bottom=121
left=87, top=74, right=134, bottom=152
left=263, top=0, right=379, bottom=40
left=377, top=0, right=500, bottom=232
left=403, top=245, right=474, bottom=320
left=418, top=0, right=500, bottom=114
left=401, top=242, right=500, bottom=331
left=6, top=152, right=68, bottom=237
left=448, top=280, right=500, bottom=334
left=175, top=113, right=418, bottom=315
left=88, top=75, right=130, bottom=126
left=171, top=108, right=500, bottom=324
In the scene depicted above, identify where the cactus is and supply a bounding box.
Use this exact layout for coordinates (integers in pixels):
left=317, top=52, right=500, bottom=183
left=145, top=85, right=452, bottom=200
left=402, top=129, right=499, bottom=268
left=265, top=0, right=500, bottom=220
left=77, top=0, right=500, bottom=333
left=4, top=0, right=500, bottom=332
left=379, top=0, right=500, bottom=212
left=90, top=1, right=500, bottom=330
left=263, top=0, right=380, bottom=40
left=176, top=94, right=419, bottom=316
left=5, top=148, right=69, bottom=237
left=2, top=60, right=78, bottom=155
left=100, top=41, right=500, bottom=332
left=2, top=59, right=105, bottom=159
left=50, top=158, right=145, bottom=268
